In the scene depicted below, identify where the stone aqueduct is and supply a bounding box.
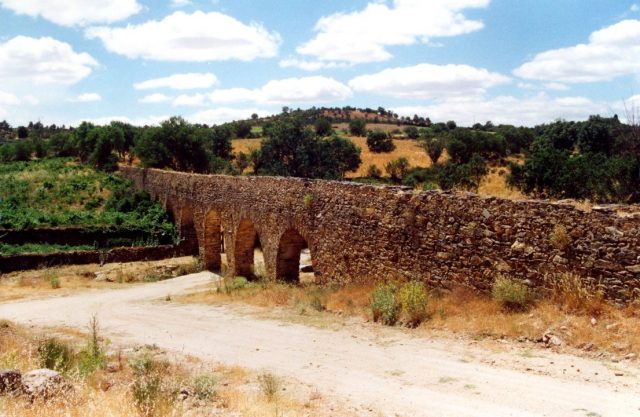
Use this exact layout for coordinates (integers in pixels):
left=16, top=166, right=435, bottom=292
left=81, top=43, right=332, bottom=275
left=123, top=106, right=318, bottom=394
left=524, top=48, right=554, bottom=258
left=121, top=167, right=640, bottom=302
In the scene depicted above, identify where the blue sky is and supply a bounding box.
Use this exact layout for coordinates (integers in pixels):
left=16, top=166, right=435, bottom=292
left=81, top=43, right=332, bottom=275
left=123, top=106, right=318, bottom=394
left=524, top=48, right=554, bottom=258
left=0, top=0, right=639, bottom=127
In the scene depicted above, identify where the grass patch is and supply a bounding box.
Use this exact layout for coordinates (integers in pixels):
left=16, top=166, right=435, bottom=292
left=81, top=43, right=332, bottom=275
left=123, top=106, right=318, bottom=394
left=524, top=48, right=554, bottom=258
left=491, top=276, right=533, bottom=311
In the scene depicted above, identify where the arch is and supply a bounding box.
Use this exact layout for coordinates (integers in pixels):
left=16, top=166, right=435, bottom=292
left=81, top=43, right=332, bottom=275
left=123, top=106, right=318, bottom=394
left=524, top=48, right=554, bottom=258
left=276, top=228, right=310, bottom=283
left=178, top=203, right=198, bottom=255
left=234, top=219, right=261, bottom=277
left=203, top=210, right=222, bottom=271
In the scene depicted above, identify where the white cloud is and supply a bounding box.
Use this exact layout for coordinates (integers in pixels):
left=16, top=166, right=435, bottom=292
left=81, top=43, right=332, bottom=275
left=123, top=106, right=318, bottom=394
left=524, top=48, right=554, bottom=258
left=139, top=93, right=172, bottom=104
left=171, top=0, right=192, bottom=7
left=514, top=19, right=640, bottom=83
left=0, top=36, right=97, bottom=84
left=543, top=82, right=569, bottom=91
left=24, top=95, right=39, bottom=105
left=0, top=0, right=141, bottom=26
left=74, top=115, right=169, bottom=127
left=393, top=93, right=608, bottom=126
left=189, top=108, right=272, bottom=125
left=70, top=93, right=101, bottom=102
left=349, top=63, right=510, bottom=99
left=631, top=4, right=639, bottom=12
left=134, top=73, right=219, bottom=90
left=0, top=90, right=20, bottom=106
left=174, top=76, right=352, bottom=107
left=295, top=0, right=489, bottom=65
left=279, top=58, right=349, bottom=71
left=86, top=11, right=280, bottom=62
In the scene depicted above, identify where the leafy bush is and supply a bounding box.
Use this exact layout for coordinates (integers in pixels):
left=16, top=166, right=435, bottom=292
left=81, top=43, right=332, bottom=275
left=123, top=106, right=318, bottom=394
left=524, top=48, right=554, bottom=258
left=38, top=338, right=72, bottom=372
left=371, top=283, right=399, bottom=325
left=398, top=281, right=428, bottom=327
left=491, top=276, right=532, bottom=311
left=193, top=374, right=217, bottom=400
left=129, top=353, right=155, bottom=377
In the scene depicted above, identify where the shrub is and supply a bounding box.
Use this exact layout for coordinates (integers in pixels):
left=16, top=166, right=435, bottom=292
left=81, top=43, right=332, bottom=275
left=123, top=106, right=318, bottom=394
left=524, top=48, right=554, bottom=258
left=49, top=272, right=61, bottom=289
left=193, top=374, right=217, bottom=400
left=491, top=276, right=532, bottom=311
left=385, top=157, right=410, bottom=183
left=129, top=353, right=155, bottom=377
left=366, top=164, right=382, bottom=178
left=38, top=338, right=71, bottom=372
left=547, top=272, right=605, bottom=316
left=77, top=315, right=106, bottom=375
left=370, top=283, right=399, bottom=325
left=258, top=373, right=281, bottom=401
left=398, top=281, right=428, bottom=327
left=132, top=376, right=162, bottom=416
left=222, top=276, right=249, bottom=294
left=549, top=224, right=571, bottom=251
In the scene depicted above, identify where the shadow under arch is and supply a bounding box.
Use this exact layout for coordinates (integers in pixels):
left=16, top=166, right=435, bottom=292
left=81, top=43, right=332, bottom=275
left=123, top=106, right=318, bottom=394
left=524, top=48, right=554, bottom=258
left=203, top=209, right=222, bottom=271
left=276, top=228, right=311, bottom=283
left=233, top=218, right=262, bottom=278
left=178, top=203, right=198, bottom=255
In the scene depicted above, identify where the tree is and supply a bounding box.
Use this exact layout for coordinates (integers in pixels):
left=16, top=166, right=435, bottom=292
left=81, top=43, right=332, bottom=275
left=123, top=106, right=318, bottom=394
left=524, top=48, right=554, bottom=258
left=255, top=114, right=361, bottom=179
left=234, top=120, right=252, bottom=139
left=420, top=137, right=444, bottom=164
left=385, top=157, right=410, bottom=183
left=577, top=115, right=618, bottom=155
left=88, top=127, right=119, bottom=171
left=348, top=118, right=367, bottom=136
left=314, top=118, right=333, bottom=137
left=17, top=126, right=28, bottom=139
left=446, top=120, right=457, bottom=130
left=403, top=126, right=419, bottom=139
left=367, top=129, right=395, bottom=153
left=74, top=121, right=97, bottom=163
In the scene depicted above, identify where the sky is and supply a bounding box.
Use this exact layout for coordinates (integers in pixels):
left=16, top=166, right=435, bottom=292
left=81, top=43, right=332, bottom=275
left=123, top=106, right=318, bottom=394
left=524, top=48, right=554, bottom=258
left=1, top=0, right=640, bottom=127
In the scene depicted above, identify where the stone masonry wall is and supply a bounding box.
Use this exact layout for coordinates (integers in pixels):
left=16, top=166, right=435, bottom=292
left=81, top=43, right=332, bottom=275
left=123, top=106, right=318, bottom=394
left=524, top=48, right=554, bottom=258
left=121, top=167, right=640, bottom=303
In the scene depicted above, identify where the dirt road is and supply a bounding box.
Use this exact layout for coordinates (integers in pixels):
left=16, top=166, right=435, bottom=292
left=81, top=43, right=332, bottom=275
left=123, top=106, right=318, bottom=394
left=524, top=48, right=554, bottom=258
left=1, top=272, right=638, bottom=417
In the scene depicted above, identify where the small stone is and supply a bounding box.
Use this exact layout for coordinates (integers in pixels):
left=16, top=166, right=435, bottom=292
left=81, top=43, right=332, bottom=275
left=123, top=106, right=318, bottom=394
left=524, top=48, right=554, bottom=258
left=0, top=369, right=21, bottom=395
left=614, top=372, right=624, bottom=377
left=626, top=265, right=640, bottom=273
left=625, top=353, right=636, bottom=360
left=605, top=323, right=619, bottom=331
left=552, top=255, right=568, bottom=265
left=605, top=226, right=624, bottom=237
left=590, top=318, right=597, bottom=326
left=482, top=208, right=491, bottom=219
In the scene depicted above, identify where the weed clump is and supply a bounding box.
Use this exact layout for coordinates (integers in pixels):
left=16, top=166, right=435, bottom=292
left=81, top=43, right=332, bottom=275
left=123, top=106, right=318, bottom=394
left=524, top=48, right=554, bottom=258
left=258, top=372, right=281, bottom=401
left=491, top=276, right=532, bottom=311
left=547, top=272, right=604, bottom=316
left=549, top=224, right=571, bottom=251
left=398, top=281, right=428, bottom=327
left=38, top=338, right=72, bottom=372
left=193, top=374, right=217, bottom=400
left=371, top=283, right=399, bottom=325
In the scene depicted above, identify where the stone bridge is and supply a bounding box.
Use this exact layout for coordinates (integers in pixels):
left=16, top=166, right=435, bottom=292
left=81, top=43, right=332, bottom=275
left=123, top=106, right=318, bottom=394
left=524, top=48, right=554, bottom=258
left=121, top=167, right=640, bottom=302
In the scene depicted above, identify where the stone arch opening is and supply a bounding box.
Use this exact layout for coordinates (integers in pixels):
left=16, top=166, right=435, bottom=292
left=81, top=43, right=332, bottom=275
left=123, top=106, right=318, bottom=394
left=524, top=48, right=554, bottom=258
left=203, top=210, right=222, bottom=271
left=179, top=204, right=198, bottom=255
left=276, top=228, right=311, bottom=283
left=234, top=219, right=262, bottom=278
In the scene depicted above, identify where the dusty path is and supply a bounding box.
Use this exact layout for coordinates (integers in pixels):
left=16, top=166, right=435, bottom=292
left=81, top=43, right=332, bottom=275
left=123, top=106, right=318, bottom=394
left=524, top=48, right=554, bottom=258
left=1, top=272, right=639, bottom=417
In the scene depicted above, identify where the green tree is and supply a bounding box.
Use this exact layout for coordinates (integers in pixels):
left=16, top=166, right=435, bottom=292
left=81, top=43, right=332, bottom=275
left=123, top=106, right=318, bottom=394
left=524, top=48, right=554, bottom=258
left=367, top=129, right=395, bottom=153
left=314, top=118, right=333, bottom=137
left=348, top=118, right=367, bottom=136
left=385, top=157, right=410, bottom=183
left=420, top=137, right=444, bottom=164
left=403, top=126, right=419, bottom=139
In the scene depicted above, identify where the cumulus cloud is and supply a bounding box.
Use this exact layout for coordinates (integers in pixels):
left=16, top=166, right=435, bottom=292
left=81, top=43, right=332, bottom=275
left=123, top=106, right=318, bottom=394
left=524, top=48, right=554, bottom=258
left=189, top=108, right=272, bottom=125
left=514, top=19, right=640, bottom=83
left=0, top=0, right=141, bottom=26
left=394, top=93, right=608, bottom=127
left=0, top=36, right=97, bottom=84
left=134, top=73, right=218, bottom=90
left=174, top=76, right=352, bottom=107
left=86, top=11, right=280, bottom=62
left=139, top=93, right=172, bottom=104
left=74, top=115, right=169, bottom=127
left=295, top=0, right=489, bottom=65
left=0, top=90, right=20, bottom=106
left=70, top=93, right=101, bottom=102
left=349, top=63, right=510, bottom=99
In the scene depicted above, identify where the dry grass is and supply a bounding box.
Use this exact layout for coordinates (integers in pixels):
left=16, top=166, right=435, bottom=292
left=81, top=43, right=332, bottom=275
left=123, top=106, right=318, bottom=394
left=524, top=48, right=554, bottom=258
left=477, top=167, right=525, bottom=200
left=178, top=279, right=640, bottom=359
left=0, top=320, right=347, bottom=417
left=0, top=257, right=200, bottom=302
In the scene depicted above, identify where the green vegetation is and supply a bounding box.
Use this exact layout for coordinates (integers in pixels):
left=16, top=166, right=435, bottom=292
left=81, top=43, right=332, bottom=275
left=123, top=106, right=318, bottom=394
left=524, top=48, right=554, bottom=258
left=398, top=281, right=429, bottom=328
left=367, top=129, right=396, bottom=153
left=0, top=158, right=176, bottom=241
left=0, top=242, right=96, bottom=256
left=491, top=276, right=533, bottom=311
left=370, top=282, right=399, bottom=326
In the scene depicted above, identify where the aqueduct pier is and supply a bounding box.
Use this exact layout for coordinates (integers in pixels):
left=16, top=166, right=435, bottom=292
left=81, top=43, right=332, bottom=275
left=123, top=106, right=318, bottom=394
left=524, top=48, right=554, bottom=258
left=121, top=167, right=640, bottom=302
